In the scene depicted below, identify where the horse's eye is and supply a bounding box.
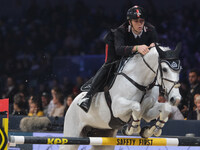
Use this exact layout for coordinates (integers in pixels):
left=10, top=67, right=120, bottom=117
left=162, top=68, right=167, bottom=72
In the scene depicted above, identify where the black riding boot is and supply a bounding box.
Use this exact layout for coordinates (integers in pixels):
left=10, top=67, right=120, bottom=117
left=78, top=64, right=109, bottom=112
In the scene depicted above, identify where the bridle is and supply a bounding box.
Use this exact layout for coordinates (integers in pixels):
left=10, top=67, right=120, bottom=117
left=142, top=53, right=181, bottom=98
left=157, top=59, right=181, bottom=98
left=116, top=51, right=181, bottom=100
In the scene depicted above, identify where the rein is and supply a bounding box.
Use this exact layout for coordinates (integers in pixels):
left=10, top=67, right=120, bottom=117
left=115, top=53, right=158, bottom=93
left=115, top=52, right=180, bottom=100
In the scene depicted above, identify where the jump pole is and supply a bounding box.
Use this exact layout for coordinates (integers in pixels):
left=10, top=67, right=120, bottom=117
left=9, top=136, right=200, bottom=146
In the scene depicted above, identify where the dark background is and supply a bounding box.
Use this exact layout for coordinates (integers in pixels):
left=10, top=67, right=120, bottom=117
left=0, top=0, right=199, bottom=102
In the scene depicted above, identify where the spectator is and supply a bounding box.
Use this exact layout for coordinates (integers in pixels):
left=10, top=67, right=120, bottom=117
left=61, top=77, right=73, bottom=97
left=28, top=95, right=34, bottom=108
left=18, top=83, right=28, bottom=98
left=41, top=92, right=51, bottom=116
left=158, top=95, right=184, bottom=120
left=158, top=95, right=166, bottom=103
left=179, top=81, right=189, bottom=102
left=49, top=88, right=65, bottom=117
left=187, top=94, right=200, bottom=120
left=72, top=76, right=83, bottom=96
left=2, top=77, right=18, bottom=113
left=180, top=69, right=200, bottom=117
left=46, top=87, right=61, bottom=116
left=64, top=94, right=75, bottom=115
left=2, top=77, right=18, bottom=103
left=12, top=93, right=27, bottom=115
left=198, top=72, right=200, bottom=82
left=28, top=96, right=44, bottom=117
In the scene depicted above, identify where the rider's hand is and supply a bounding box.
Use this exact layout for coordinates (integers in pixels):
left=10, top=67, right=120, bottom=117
left=136, top=45, right=149, bottom=55
left=149, top=43, right=155, bottom=48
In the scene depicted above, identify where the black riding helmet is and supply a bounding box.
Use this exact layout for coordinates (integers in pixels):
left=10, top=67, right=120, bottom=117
left=127, top=6, right=146, bottom=20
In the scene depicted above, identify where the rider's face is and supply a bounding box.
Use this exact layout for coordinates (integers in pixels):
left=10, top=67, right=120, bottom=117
left=130, top=18, right=145, bottom=34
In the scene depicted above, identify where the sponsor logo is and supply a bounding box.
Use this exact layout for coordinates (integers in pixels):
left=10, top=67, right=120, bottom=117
left=138, top=139, right=153, bottom=145
left=171, top=61, right=178, bottom=68
left=47, top=138, right=68, bottom=144
left=117, top=139, right=136, bottom=145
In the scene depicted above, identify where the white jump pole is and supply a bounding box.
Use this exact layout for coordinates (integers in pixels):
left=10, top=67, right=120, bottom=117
left=9, top=136, right=200, bottom=146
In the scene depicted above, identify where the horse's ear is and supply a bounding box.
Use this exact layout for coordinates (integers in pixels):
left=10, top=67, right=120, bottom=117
left=174, top=42, right=182, bottom=58
left=155, top=43, right=165, bottom=58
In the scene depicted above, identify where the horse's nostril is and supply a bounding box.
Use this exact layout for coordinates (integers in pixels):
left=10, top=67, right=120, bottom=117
left=170, top=97, right=175, bottom=105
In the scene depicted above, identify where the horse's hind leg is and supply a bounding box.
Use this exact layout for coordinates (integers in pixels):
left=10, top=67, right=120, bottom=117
left=59, top=144, right=79, bottom=150
left=59, top=120, right=83, bottom=150
left=59, top=108, right=85, bottom=150
left=141, top=102, right=172, bottom=138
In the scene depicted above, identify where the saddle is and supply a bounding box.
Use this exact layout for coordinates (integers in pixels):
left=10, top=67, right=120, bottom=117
left=81, top=57, right=128, bottom=92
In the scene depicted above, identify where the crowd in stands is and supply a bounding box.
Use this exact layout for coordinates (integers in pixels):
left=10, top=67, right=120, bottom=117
left=0, top=1, right=200, bottom=120
left=11, top=85, right=76, bottom=118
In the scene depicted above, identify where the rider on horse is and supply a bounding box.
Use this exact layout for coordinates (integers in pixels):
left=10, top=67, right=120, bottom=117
left=78, top=5, right=159, bottom=113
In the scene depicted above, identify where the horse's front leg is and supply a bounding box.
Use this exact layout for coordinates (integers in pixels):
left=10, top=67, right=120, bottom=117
left=112, top=97, right=142, bottom=135
left=122, top=111, right=142, bottom=135
left=153, top=102, right=171, bottom=137
left=111, top=95, right=142, bottom=135
left=124, top=86, right=159, bottom=136
left=141, top=102, right=172, bottom=138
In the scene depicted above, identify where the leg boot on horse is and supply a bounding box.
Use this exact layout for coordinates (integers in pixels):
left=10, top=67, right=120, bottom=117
left=140, top=102, right=172, bottom=138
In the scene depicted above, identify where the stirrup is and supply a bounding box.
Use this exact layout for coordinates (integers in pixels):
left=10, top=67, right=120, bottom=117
left=77, top=96, right=91, bottom=113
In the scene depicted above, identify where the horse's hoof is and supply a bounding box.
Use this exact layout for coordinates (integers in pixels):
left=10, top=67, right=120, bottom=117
left=121, top=124, right=128, bottom=135
left=140, top=126, right=151, bottom=138
left=154, top=128, right=162, bottom=137
left=132, top=126, right=141, bottom=134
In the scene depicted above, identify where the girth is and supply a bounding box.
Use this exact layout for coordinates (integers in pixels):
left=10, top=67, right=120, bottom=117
left=104, top=88, right=127, bottom=129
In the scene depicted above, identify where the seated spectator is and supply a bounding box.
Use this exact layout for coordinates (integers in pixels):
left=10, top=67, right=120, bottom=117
left=187, top=94, right=200, bottom=120
left=72, top=76, right=83, bottom=96
left=18, top=83, right=28, bottom=98
left=2, top=77, right=18, bottom=103
left=2, top=77, right=18, bottom=113
left=47, top=87, right=61, bottom=116
left=28, top=96, right=44, bottom=117
left=64, top=94, right=75, bottom=115
left=49, top=89, right=65, bottom=117
left=12, top=93, right=27, bottom=115
left=158, top=95, right=184, bottom=120
left=180, top=69, right=200, bottom=117
left=28, top=95, right=34, bottom=106
left=41, top=92, right=51, bottom=116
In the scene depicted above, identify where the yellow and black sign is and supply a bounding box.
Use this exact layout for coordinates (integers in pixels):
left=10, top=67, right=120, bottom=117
left=0, top=118, right=8, bottom=150
left=0, top=126, right=8, bottom=150
left=102, top=137, right=167, bottom=146
left=0, top=99, right=9, bottom=149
